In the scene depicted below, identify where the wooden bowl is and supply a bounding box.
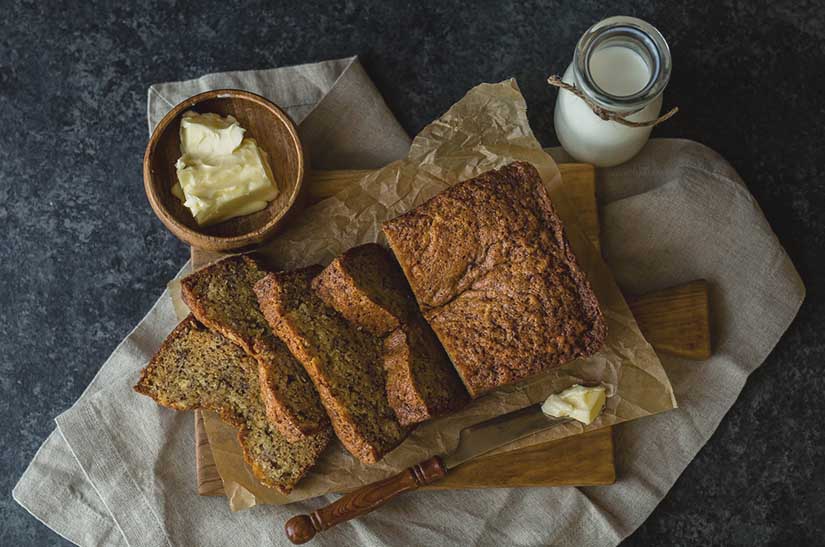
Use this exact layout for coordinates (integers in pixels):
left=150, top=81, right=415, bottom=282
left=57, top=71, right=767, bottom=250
left=143, top=89, right=304, bottom=251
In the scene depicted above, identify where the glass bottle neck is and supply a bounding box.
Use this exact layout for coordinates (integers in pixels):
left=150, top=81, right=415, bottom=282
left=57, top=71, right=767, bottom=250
left=572, top=16, right=671, bottom=113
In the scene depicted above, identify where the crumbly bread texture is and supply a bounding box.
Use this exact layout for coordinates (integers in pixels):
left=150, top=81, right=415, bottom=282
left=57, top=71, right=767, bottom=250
left=180, top=255, right=328, bottom=441
left=313, top=243, right=469, bottom=425
left=383, top=318, right=469, bottom=426
left=180, top=255, right=270, bottom=353
left=254, top=267, right=408, bottom=464
left=311, top=243, right=416, bottom=337
left=382, top=161, right=607, bottom=398
left=134, top=316, right=331, bottom=494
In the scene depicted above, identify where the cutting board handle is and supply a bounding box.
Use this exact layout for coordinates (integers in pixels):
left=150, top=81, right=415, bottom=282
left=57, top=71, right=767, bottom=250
left=285, top=456, right=447, bottom=544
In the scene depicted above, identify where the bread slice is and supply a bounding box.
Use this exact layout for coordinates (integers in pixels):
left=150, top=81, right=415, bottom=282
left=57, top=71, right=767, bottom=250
left=180, top=255, right=269, bottom=353
left=383, top=318, right=469, bottom=426
left=312, top=244, right=469, bottom=426
left=311, top=243, right=416, bottom=337
left=134, top=316, right=331, bottom=494
left=382, top=162, right=607, bottom=398
left=180, top=255, right=328, bottom=441
left=254, top=267, right=408, bottom=464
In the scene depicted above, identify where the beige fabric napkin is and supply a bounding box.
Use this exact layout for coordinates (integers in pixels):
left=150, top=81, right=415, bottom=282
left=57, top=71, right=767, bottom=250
left=14, top=56, right=804, bottom=547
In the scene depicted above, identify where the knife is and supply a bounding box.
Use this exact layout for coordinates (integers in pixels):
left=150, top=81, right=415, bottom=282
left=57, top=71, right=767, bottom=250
left=285, top=404, right=570, bottom=544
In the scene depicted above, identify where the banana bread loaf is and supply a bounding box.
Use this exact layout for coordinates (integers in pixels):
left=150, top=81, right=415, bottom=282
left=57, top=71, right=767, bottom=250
left=180, top=255, right=328, bottom=442
left=313, top=243, right=469, bottom=425
left=254, top=267, right=408, bottom=464
left=382, top=161, right=607, bottom=398
left=134, top=316, right=331, bottom=494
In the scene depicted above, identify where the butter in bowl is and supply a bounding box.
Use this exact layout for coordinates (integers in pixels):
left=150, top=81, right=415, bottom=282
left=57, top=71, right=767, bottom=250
left=143, top=90, right=304, bottom=251
left=173, top=111, right=280, bottom=227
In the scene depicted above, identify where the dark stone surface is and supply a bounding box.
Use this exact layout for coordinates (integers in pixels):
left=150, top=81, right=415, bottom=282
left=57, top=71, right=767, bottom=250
left=1, top=1, right=822, bottom=545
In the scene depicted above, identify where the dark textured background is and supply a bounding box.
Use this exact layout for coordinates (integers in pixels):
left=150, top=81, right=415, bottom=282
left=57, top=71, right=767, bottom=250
left=2, top=1, right=823, bottom=545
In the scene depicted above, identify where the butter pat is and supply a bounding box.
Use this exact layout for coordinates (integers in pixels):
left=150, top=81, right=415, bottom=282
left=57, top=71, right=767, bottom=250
left=541, top=384, right=606, bottom=425
left=173, top=111, right=278, bottom=227
left=180, top=111, right=245, bottom=159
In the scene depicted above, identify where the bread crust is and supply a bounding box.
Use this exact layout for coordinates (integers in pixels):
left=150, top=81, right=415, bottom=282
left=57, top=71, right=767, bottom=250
left=180, top=255, right=329, bottom=441
left=255, top=268, right=408, bottom=464
left=313, top=244, right=469, bottom=426
left=383, top=318, right=469, bottom=426
left=180, top=255, right=266, bottom=353
left=311, top=244, right=412, bottom=336
left=382, top=162, right=607, bottom=398
left=134, top=316, right=331, bottom=494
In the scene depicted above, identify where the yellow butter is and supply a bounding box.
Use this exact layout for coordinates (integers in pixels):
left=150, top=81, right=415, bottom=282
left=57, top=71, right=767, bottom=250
left=180, top=111, right=245, bottom=159
left=172, top=111, right=278, bottom=227
left=541, top=384, right=606, bottom=425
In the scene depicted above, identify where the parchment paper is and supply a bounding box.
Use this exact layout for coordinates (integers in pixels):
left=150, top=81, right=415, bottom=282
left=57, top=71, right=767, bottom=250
left=185, top=80, right=676, bottom=510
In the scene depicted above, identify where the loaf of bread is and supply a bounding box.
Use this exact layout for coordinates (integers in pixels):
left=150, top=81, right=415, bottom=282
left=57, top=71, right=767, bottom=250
left=382, top=162, right=607, bottom=398
left=254, top=267, right=408, bottom=464
left=313, top=244, right=469, bottom=426
left=134, top=316, right=331, bottom=494
left=180, top=255, right=328, bottom=442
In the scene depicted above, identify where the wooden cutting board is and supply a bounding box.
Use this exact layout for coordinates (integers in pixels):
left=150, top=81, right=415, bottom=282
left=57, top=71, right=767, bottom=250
left=191, top=164, right=711, bottom=496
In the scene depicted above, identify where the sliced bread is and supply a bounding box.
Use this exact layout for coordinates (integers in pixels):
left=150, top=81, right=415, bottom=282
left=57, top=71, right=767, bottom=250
left=180, top=254, right=270, bottom=353
left=254, top=267, right=408, bottom=464
left=312, top=244, right=469, bottom=425
left=134, top=315, right=331, bottom=494
left=311, top=243, right=416, bottom=337
left=382, top=318, right=469, bottom=426
left=180, top=255, right=328, bottom=441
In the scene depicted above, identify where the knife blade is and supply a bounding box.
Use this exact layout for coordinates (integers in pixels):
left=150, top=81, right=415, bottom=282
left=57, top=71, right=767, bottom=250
left=443, top=404, right=571, bottom=469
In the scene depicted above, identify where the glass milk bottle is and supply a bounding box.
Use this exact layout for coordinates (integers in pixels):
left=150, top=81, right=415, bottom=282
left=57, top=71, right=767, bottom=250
left=554, top=16, right=672, bottom=167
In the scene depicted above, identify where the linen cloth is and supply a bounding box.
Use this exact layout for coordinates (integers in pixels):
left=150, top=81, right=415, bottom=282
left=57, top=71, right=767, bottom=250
left=14, top=56, right=804, bottom=546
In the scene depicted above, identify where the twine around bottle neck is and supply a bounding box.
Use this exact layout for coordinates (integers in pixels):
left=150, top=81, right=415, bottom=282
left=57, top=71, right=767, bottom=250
left=547, top=74, right=678, bottom=128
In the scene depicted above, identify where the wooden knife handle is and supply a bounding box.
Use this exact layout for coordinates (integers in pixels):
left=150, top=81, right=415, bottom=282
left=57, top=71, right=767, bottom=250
left=285, top=456, right=447, bottom=544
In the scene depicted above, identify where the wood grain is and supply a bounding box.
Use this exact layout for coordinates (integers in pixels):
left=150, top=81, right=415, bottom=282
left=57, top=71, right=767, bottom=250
left=626, top=280, right=712, bottom=360
left=424, top=428, right=614, bottom=489
left=304, top=168, right=371, bottom=205
left=557, top=164, right=600, bottom=252
left=195, top=411, right=225, bottom=496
